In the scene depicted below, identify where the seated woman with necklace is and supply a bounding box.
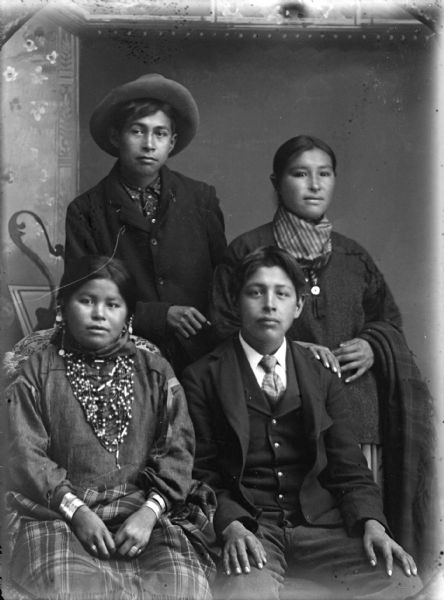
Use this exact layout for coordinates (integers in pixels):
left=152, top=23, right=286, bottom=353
left=5, top=255, right=216, bottom=600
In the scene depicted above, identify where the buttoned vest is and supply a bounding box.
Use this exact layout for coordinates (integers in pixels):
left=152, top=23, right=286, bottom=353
left=234, top=342, right=312, bottom=523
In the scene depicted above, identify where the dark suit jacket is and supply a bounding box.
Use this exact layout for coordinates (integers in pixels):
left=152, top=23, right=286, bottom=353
left=182, top=338, right=388, bottom=538
left=65, top=164, right=227, bottom=362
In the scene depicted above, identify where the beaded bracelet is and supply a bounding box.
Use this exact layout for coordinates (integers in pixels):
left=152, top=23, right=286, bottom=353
left=59, top=492, right=86, bottom=521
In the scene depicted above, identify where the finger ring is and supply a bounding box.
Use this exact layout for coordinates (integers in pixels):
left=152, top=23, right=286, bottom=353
left=90, top=544, right=97, bottom=552
left=131, top=545, right=139, bottom=553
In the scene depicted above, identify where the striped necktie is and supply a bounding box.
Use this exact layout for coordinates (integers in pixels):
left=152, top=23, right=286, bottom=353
left=259, top=354, right=285, bottom=405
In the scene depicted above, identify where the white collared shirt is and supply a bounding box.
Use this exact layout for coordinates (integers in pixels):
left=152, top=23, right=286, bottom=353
left=238, top=333, right=287, bottom=389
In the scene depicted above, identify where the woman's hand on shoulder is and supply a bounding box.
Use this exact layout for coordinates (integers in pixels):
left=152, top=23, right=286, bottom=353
left=332, top=337, right=374, bottom=383
left=71, top=505, right=115, bottom=559
left=114, top=504, right=157, bottom=558
left=295, top=341, right=341, bottom=378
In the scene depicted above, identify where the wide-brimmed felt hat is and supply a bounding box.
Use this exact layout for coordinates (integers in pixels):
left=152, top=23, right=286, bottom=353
left=90, top=73, right=199, bottom=157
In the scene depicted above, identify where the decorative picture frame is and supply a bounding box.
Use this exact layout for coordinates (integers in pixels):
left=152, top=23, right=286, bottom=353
left=8, top=285, right=52, bottom=336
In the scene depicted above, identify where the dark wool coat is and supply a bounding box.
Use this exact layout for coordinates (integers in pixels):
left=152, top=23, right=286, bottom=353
left=182, top=339, right=388, bottom=540
left=65, top=164, right=227, bottom=366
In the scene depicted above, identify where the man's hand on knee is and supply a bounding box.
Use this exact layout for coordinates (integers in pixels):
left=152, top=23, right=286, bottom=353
left=363, top=519, right=418, bottom=578
left=222, top=520, right=267, bottom=576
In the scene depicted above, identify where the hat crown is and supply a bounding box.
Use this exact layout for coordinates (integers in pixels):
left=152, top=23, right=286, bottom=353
left=134, top=73, right=165, bottom=84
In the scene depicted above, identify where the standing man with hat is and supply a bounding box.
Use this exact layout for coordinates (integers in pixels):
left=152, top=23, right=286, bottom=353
left=64, top=74, right=226, bottom=372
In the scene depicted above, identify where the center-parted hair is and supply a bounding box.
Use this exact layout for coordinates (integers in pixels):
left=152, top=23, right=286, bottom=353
left=272, top=135, right=337, bottom=183
left=58, top=256, right=137, bottom=315
left=230, top=246, right=308, bottom=303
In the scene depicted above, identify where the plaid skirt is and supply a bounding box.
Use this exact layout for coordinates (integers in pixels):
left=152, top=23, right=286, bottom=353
left=6, top=481, right=217, bottom=600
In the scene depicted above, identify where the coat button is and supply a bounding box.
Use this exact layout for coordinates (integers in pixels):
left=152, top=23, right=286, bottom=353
left=277, top=471, right=283, bottom=477
left=274, top=442, right=280, bottom=448
left=158, top=277, right=164, bottom=286
left=271, top=418, right=277, bottom=425
left=151, top=238, right=158, bottom=246
left=278, top=494, right=284, bottom=500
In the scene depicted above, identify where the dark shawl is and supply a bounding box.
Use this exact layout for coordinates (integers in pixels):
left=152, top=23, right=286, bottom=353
left=363, top=322, right=436, bottom=569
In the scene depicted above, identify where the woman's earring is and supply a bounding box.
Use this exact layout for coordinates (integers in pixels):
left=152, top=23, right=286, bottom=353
left=54, top=306, right=63, bottom=328
left=54, top=307, right=66, bottom=356
left=127, top=315, right=134, bottom=336
left=58, top=325, right=66, bottom=357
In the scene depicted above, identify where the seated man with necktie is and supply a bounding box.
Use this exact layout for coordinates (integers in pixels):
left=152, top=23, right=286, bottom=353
left=181, top=246, right=423, bottom=600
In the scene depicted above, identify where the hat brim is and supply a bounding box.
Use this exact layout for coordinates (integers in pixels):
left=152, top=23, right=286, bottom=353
left=89, top=74, right=199, bottom=157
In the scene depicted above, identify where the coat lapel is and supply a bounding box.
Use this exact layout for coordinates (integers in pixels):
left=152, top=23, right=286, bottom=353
left=104, top=164, right=177, bottom=234
left=289, top=342, right=333, bottom=441
left=103, top=166, right=152, bottom=233
left=272, top=349, right=301, bottom=418
left=156, top=166, right=176, bottom=223
left=207, top=340, right=333, bottom=473
left=208, top=339, right=250, bottom=464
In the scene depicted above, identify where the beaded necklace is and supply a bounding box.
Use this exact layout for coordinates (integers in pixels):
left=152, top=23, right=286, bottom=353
left=64, top=352, right=135, bottom=468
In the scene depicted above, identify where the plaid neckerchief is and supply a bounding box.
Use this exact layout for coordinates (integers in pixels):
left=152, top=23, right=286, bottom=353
left=120, top=175, right=161, bottom=220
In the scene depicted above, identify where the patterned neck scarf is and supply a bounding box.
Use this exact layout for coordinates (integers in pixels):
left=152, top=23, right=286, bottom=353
left=120, top=174, right=161, bottom=220
left=273, top=205, right=332, bottom=269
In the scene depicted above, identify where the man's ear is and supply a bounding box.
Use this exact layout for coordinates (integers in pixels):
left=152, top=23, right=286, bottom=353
left=293, top=295, right=305, bottom=320
left=168, top=133, right=177, bottom=155
left=109, top=127, right=120, bottom=150
left=231, top=293, right=239, bottom=311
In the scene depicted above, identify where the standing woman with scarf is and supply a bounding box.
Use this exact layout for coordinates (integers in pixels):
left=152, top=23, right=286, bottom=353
left=210, top=135, right=435, bottom=570
left=5, top=255, right=216, bottom=600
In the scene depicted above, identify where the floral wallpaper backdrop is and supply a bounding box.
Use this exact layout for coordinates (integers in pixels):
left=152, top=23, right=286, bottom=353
left=1, top=12, right=78, bottom=349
